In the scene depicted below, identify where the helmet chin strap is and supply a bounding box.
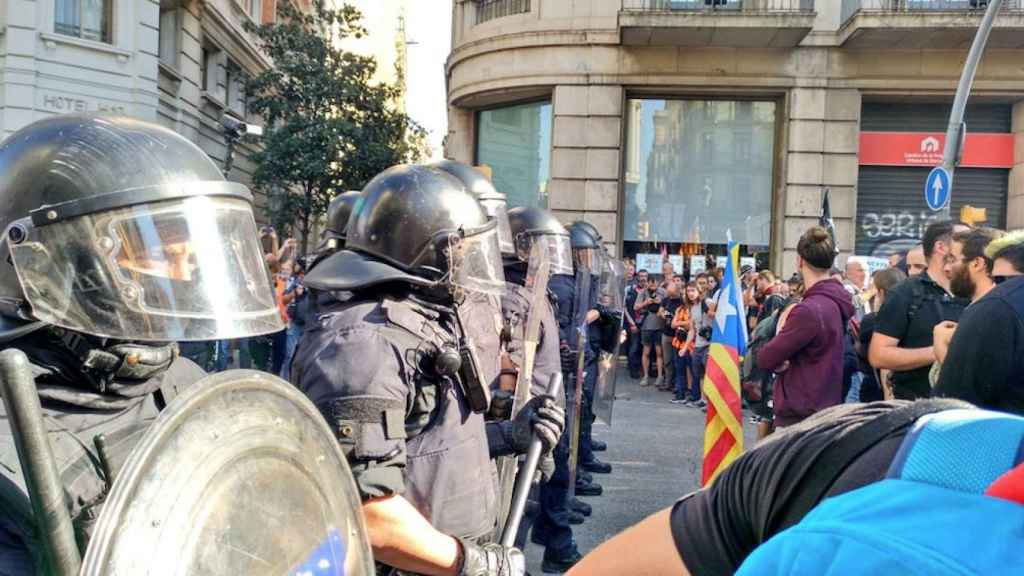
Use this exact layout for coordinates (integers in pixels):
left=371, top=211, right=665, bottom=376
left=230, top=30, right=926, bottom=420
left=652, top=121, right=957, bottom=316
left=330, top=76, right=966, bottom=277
left=54, top=328, right=179, bottom=391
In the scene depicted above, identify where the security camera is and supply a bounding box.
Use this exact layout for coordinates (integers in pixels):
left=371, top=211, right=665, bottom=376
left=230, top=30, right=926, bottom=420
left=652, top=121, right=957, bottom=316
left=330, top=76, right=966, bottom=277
left=220, top=115, right=263, bottom=139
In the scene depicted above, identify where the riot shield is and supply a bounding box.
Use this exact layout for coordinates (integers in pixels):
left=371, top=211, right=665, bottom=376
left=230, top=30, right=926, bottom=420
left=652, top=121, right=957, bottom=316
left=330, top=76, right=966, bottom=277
left=81, top=370, right=374, bottom=576
left=495, top=239, right=552, bottom=535
left=566, top=265, right=592, bottom=498
left=593, top=256, right=626, bottom=424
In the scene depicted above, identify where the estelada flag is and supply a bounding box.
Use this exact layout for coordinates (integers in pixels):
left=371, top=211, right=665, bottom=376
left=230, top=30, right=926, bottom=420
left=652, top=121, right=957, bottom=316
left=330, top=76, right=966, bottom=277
left=701, top=242, right=746, bottom=486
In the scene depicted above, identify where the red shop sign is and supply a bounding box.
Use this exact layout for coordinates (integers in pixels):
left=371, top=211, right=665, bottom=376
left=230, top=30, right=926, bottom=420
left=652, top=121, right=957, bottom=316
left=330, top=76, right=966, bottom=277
left=859, top=131, right=1015, bottom=169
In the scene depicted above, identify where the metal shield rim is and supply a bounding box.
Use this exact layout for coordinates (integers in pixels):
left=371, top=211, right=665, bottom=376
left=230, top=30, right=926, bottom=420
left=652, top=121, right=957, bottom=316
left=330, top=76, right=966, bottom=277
left=80, top=369, right=373, bottom=575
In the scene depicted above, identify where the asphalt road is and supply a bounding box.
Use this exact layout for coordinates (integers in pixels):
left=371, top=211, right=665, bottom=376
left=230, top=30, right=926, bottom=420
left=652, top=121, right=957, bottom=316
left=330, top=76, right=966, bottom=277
left=524, top=370, right=757, bottom=574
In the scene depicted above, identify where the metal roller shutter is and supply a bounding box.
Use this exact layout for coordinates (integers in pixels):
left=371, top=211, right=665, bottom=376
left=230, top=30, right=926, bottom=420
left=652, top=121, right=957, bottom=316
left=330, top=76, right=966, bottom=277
left=861, top=103, right=1011, bottom=133
left=855, top=166, right=1008, bottom=258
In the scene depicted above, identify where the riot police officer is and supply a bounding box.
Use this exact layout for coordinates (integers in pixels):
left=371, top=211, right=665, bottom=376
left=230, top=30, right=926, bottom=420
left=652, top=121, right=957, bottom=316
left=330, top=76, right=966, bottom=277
left=567, top=222, right=615, bottom=477
left=502, top=207, right=585, bottom=573
left=0, top=115, right=284, bottom=573
left=292, top=164, right=560, bottom=575
left=313, top=190, right=362, bottom=263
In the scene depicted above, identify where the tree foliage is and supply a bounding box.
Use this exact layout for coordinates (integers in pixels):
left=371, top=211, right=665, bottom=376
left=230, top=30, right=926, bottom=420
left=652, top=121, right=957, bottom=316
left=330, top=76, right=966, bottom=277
left=245, top=0, right=426, bottom=253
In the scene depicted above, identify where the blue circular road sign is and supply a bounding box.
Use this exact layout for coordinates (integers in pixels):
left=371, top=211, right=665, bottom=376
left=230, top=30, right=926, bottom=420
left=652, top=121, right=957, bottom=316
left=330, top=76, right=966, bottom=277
left=925, top=166, right=951, bottom=212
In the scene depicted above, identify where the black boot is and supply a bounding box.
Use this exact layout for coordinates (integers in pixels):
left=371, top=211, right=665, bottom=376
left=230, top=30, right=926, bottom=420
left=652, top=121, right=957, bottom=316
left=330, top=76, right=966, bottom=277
left=542, top=546, right=584, bottom=574
left=570, top=497, right=592, bottom=517
left=568, top=510, right=585, bottom=525
left=575, top=479, right=603, bottom=497
left=591, top=439, right=607, bottom=452
left=581, top=457, right=612, bottom=474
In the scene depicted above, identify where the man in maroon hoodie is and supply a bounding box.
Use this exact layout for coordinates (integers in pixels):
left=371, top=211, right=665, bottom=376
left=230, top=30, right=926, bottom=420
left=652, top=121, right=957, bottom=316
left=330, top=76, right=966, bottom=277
left=757, top=226, right=855, bottom=428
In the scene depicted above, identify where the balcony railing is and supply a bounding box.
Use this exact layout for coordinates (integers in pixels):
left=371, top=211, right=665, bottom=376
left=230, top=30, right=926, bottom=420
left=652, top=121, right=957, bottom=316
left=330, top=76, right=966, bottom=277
left=842, top=0, right=1024, bottom=28
left=476, top=0, right=531, bottom=24
left=622, top=0, right=815, bottom=12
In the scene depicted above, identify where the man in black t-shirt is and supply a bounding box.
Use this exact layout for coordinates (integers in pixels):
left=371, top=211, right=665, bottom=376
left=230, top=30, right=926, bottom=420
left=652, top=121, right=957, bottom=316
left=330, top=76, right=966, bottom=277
left=658, top=283, right=684, bottom=391
left=936, top=235, right=1024, bottom=415
left=567, top=399, right=973, bottom=576
left=870, top=221, right=969, bottom=400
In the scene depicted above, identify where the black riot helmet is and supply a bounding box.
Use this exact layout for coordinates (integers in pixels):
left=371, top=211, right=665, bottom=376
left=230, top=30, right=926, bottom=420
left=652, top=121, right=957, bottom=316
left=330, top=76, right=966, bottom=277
left=568, top=221, right=603, bottom=271
left=430, top=159, right=514, bottom=256
left=506, top=207, right=574, bottom=275
left=0, top=114, right=283, bottom=342
left=304, top=164, right=506, bottom=297
left=311, top=190, right=362, bottom=268
left=572, top=220, right=603, bottom=243
left=324, top=191, right=361, bottom=245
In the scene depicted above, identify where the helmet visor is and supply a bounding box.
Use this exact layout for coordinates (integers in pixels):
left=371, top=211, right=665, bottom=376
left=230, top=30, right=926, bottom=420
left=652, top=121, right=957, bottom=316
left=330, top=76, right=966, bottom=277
left=450, top=222, right=506, bottom=297
left=519, top=233, right=574, bottom=276
left=574, top=246, right=604, bottom=272
left=8, top=196, right=283, bottom=341
left=482, top=199, right=515, bottom=256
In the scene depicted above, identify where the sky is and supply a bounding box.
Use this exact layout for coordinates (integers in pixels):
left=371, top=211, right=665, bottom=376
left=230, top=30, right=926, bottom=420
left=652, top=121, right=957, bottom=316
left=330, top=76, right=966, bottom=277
left=405, top=0, right=453, bottom=160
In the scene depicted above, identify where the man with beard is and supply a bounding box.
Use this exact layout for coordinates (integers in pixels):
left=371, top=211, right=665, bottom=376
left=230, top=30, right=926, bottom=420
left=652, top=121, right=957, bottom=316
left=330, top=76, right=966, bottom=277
left=936, top=231, right=1024, bottom=414
left=930, top=228, right=1004, bottom=387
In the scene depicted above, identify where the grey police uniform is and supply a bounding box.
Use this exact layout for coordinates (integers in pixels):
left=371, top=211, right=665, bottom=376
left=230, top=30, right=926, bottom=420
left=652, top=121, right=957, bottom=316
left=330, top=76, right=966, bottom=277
left=501, top=275, right=562, bottom=399
left=0, top=334, right=204, bottom=574
left=293, top=294, right=499, bottom=540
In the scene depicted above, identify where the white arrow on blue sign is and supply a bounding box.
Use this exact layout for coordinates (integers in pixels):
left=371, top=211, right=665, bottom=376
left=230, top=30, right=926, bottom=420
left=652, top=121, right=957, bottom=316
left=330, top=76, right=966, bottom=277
left=925, top=166, right=951, bottom=212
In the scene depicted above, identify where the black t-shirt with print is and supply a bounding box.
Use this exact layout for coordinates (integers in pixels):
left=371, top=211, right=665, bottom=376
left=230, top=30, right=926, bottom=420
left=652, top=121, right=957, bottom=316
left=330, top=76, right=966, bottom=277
left=669, top=399, right=973, bottom=576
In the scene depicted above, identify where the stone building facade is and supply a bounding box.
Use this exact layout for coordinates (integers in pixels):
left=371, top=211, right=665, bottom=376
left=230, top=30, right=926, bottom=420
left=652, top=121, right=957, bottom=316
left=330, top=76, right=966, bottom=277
left=446, top=0, right=1024, bottom=276
left=0, top=0, right=281, bottom=207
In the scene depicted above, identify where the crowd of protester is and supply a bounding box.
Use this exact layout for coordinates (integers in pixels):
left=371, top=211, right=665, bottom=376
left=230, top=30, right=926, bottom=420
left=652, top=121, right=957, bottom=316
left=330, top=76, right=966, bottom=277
left=179, top=226, right=308, bottom=379
left=620, top=219, right=1024, bottom=439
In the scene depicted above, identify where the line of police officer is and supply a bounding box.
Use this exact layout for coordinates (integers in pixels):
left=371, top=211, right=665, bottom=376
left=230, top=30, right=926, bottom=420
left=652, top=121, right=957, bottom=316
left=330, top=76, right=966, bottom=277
left=0, top=115, right=624, bottom=575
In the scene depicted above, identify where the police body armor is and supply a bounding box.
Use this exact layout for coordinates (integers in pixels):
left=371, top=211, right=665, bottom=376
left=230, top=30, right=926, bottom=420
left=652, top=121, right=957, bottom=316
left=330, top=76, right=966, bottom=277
left=501, top=274, right=562, bottom=400
left=0, top=340, right=203, bottom=573
left=295, top=295, right=499, bottom=540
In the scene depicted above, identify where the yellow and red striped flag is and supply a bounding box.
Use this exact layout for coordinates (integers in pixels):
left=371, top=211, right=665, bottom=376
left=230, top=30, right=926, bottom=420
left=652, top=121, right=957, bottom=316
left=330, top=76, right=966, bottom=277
left=702, top=242, right=746, bottom=486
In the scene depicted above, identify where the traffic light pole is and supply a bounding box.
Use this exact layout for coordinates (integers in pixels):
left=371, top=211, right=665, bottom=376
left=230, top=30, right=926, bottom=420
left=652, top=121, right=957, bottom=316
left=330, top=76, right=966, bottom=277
left=939, top=0, right=1004, bottom=218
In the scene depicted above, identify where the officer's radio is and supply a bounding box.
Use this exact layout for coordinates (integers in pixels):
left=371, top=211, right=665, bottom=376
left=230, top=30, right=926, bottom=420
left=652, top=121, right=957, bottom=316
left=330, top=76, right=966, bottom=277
left=430, top=338, right=491, bottom=414
left=458, top=338, right=490, bottom=413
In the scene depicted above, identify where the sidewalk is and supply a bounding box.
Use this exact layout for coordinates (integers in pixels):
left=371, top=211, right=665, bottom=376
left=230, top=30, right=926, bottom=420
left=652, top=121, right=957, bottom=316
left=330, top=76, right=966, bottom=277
left=525, top=371, right=757, bottom=573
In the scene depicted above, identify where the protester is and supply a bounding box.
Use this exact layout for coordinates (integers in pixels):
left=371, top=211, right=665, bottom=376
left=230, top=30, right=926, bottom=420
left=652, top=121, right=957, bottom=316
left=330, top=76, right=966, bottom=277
left=869, top=221, right=969, bottom=400
left=756, top=226, right=854, bottom=428
left=930, top=228, right=1004, bottom=386
left=853, top=267, right=906, bottom=402
left=754, top=271, right=787, bottom=327
left=670, top=283, right=700, bottom=405
left=636, top=274, right=666, bottom=387
left=687, top=281, right=714, bottom=411
left=906, top=244, right=927, bottom=276
left=565, top=397, right=1020, bottom=576
left=658, top=282, right=684, bottom=391
left=626, top=270, right=648, bottom=379
left=935, top=230, right=1024, bottom=414
left=846, top=258, right=868, bottom=291
left=281, top=258, right=309, bottom=380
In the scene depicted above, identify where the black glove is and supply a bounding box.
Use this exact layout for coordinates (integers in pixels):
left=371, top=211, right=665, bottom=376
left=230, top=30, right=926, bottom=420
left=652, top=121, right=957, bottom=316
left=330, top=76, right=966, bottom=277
left=559, top=342, right=577, bottom=373
left=487, top=390, right=514, bottom=421
left=510, top=395, right=565, bottom=455
left=457, top=538, right=525, bottom=576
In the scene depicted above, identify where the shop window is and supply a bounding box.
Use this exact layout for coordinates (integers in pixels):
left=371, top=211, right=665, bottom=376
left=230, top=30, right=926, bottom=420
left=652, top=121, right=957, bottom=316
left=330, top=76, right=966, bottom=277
left=55, top=0, right=113, bottom=44
left=623, top=98, right=776, bottom=276
left=476, top=101, right=552, bottom=209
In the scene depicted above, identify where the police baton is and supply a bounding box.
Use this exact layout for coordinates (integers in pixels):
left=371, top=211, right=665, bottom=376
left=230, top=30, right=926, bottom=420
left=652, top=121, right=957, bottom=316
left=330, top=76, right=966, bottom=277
left=499, top=372, right=563, bottom=548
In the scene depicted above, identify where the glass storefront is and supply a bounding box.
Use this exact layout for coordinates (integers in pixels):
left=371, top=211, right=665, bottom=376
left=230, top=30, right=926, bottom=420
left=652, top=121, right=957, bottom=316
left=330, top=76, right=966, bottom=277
left=623, top=99, right=777, bottom=276
left=476, top=100, right=552, bottom=209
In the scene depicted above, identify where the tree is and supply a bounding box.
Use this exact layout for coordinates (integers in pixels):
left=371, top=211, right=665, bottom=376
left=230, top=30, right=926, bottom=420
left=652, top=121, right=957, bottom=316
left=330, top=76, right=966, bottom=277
left=245, top=0, right=426, bottom=254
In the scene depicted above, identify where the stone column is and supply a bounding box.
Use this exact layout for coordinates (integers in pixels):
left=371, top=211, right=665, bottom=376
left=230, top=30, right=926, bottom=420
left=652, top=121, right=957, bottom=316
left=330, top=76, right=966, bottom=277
left=549, top=84, right=623, bottom=253
left=1008, top=100, right=1024, bottom=229
left=444, top=105, right=475, bottom=164
left=779, top=87, right=860, bottom=277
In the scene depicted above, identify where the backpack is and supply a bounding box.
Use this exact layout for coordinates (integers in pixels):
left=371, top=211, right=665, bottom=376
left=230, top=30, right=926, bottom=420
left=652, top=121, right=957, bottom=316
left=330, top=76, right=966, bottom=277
left=736, top=408, right=1024, bottom=576
left=740, top=307, right=782, bottom=389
